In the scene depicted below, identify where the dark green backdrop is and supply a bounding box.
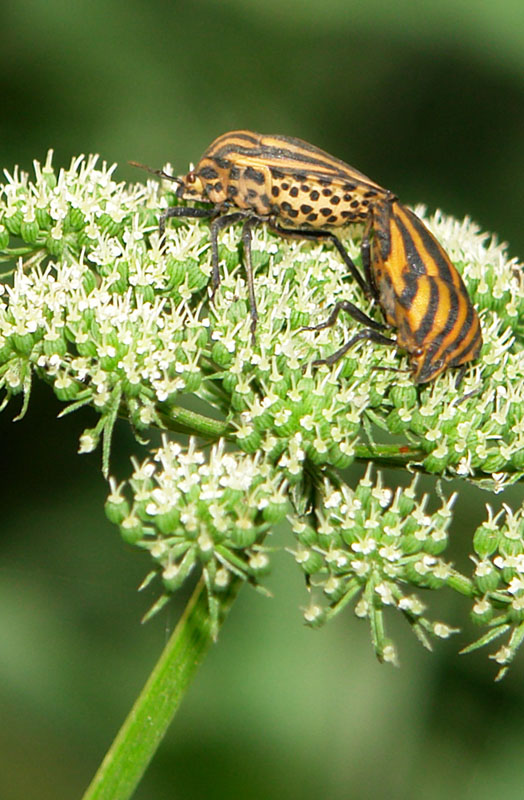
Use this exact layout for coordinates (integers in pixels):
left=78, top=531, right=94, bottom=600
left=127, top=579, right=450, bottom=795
left=1, top=2, right=524, bottom=798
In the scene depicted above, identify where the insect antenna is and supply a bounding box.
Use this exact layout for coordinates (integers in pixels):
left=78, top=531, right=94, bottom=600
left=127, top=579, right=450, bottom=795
left=128, top=160, right=184, bottom=188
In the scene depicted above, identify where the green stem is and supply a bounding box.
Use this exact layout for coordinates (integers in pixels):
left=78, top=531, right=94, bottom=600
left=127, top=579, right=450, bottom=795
left=159, top=403, right=232, bottom=440
left=82, top=575, right=242, bottom=800
left=354, top=443, right=425, bottom=466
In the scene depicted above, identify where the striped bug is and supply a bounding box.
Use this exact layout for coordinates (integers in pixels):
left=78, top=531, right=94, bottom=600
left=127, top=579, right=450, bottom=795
left=131, top=130, right=387, bottom=334
left=133, top=129, right=482, bottom=382
left=306, top=196, right=483, bottom=383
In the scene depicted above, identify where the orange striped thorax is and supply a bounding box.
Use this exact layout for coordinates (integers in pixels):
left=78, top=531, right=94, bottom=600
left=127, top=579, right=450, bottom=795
left=177, top=130, right=388, bottom=227
left=368, top=199, right=482, bottom=383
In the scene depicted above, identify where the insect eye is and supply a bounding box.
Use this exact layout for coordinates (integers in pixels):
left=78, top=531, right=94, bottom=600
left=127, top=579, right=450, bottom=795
left=186, top=172, right=196, bottom=185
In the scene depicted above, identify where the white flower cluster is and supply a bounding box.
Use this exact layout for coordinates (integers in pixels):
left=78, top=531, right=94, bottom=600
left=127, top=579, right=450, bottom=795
left=290, top=467, right=460, bottom=663
left=2, top=151, right=524, bottom=672
left=1, top=152, right=524, bottom=486
left=106, top=437, right=289, bottom=633
left=467, top=502, right=524, bottom=678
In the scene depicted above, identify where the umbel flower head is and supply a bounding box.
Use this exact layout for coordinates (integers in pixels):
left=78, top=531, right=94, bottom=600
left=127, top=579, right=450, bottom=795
left=1, top=151, right=524, bottom=673
left=106, top=436, right=288, bottom=635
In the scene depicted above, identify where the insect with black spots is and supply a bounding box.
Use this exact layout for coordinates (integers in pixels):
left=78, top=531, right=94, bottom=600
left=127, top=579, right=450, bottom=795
left=132, top=131, right=386, bottom=332
left=132, top=130, right=482, bottom=382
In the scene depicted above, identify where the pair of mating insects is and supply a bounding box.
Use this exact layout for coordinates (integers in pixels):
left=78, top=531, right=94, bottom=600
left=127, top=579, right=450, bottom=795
left=134, top=130, right=482, bottom=384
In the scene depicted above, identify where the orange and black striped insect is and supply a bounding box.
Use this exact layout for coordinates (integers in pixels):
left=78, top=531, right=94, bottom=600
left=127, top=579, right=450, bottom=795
left=305, top=196, right=482, bottom=383
left=133, top=130, right=482, bottom=382
left=131, top=130, right=387, bottom=333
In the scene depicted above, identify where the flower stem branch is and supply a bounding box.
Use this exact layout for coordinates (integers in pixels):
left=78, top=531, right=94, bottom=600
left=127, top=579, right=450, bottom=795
left=81, top=575, right=242, bottom=800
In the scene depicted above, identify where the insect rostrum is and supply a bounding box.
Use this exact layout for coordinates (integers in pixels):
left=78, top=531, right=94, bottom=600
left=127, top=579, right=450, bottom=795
left=133, top=130, right=482, bottom=383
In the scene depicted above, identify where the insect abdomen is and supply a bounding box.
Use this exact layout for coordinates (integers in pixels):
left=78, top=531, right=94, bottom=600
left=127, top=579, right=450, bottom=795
left=369, top=200, right=482, bottom=382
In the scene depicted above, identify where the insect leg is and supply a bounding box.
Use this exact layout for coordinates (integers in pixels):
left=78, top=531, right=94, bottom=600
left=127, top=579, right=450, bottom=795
left=360, top=222, right=377, bottom=298
left=240, top=216, right=260, bottom=339
left=159, top=206, right=213, bottom=237
left=302, top=299, right=386, bottom=334
left=312, top=328, right=396, bottom=368
left=209, top=212, right=249, bottom=296
left=268, top=221, right=370, bottom=297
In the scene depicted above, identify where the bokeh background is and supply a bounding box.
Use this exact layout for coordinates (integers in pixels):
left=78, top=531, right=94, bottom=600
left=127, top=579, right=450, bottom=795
left=1, top=1, right=524, bottom=798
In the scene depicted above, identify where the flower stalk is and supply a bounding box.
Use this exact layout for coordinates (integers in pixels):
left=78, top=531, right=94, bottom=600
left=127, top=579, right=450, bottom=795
left=82, top=576, right=242, bottom=800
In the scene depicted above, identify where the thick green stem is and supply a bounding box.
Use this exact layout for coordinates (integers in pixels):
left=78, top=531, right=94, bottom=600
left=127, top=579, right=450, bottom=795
left=354, top=443, right=425, bottom=467
left=159, top=403, right=232, bottom=439
left=82, top=576, right=242, bottom=800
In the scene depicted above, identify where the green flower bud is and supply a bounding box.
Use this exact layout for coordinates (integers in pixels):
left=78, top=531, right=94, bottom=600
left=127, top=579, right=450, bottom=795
left=165, top=257, right=186, bottom=288
left=135, top=285, right=155, bottom=303
left=473, top=524, right=499, bottom=558
left=273, top=409, right=299, bottom=437
left=510, top=450, right=524, bottom=470
left=186, top=257, right=209, bottom=291
left=423, top=453, right=450, bottom=473
left=303, top=603, right=327, bottom=628
left=34, top=208, right=52, bottom=229
left=229, top=523, right=257, bottom=548
left=10, top=332, right=35, bottom=355
left=180, top=370, right=202, bottom=394
left=304, top=440, right=329, bottom=465
left=322, top=576, right=346, bottom=603
left=508, top=600, right=524, bottom=624
left=121, top=378, right=142, bottom=398
left=262, top=499, right=290, bottom=524
left=105, top=495, right=130, bottom=525
left=368, top=384, right=385, bottom=408
left=499, top=533, right=523, bottom=556
left=0, top=224, right=8, bottom=249
left=119, top=514, right=145, bottom=544
left=98, top=213, right=122, bottom=235
left=66, top=207, right=86, bottom=230
left=235, top=428, right=262, bottom=453
left=155, top=508, right=181, bottom=535
left=163, top=554, right=196, bottom=591
left=249, top=551, right=271, bottom=577
left=296, top=548, right=323, bottom=575
left=398, top=490, right=415, bottom=517
left=41, top=166, right=57, bottom=189
left=76, top=339, right=99, bottom=358
left=401, top=534, right=423, bottom=556
left=327, top=444, right=354, bottom=470
left=45, top=233, right=64, bottom=257
left=82, top=270, right=97, bottom=294
left=211, top=340, right=233, bottom=367
left=338, top=357, right=358, bottom=379
left=423, top=530, right=448, bottom=556
left=251, top=408, right=273, bottom=433
left=231, top=388, right=255, bottom=412
left=290, top=308, right=310, bottom=328
left=473, top=563, right=500, bottom=594
left=470, top=598, right=493, bottom=625
left=20, top=220, right=40, bottom=244
left=386, top=408, right=410, bottom=434
left=43, top=335, right=67, bottom=357
left=389, top=384, right=417, bottom=409
left=54, top=376, right=80, bottom=401
left=4, top=210, right=23, bottom=236
left=409, top=410, right=429, bottom=436
left=218, top=243, right=240, bottom=270
left=221, top=372, right=238, bottom=394
left=295, top=524, right=319, bottom=547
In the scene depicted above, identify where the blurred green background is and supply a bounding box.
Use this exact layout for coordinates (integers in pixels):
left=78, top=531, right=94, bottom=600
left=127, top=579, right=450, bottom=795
left=1, top=1, right=524, bottom=798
